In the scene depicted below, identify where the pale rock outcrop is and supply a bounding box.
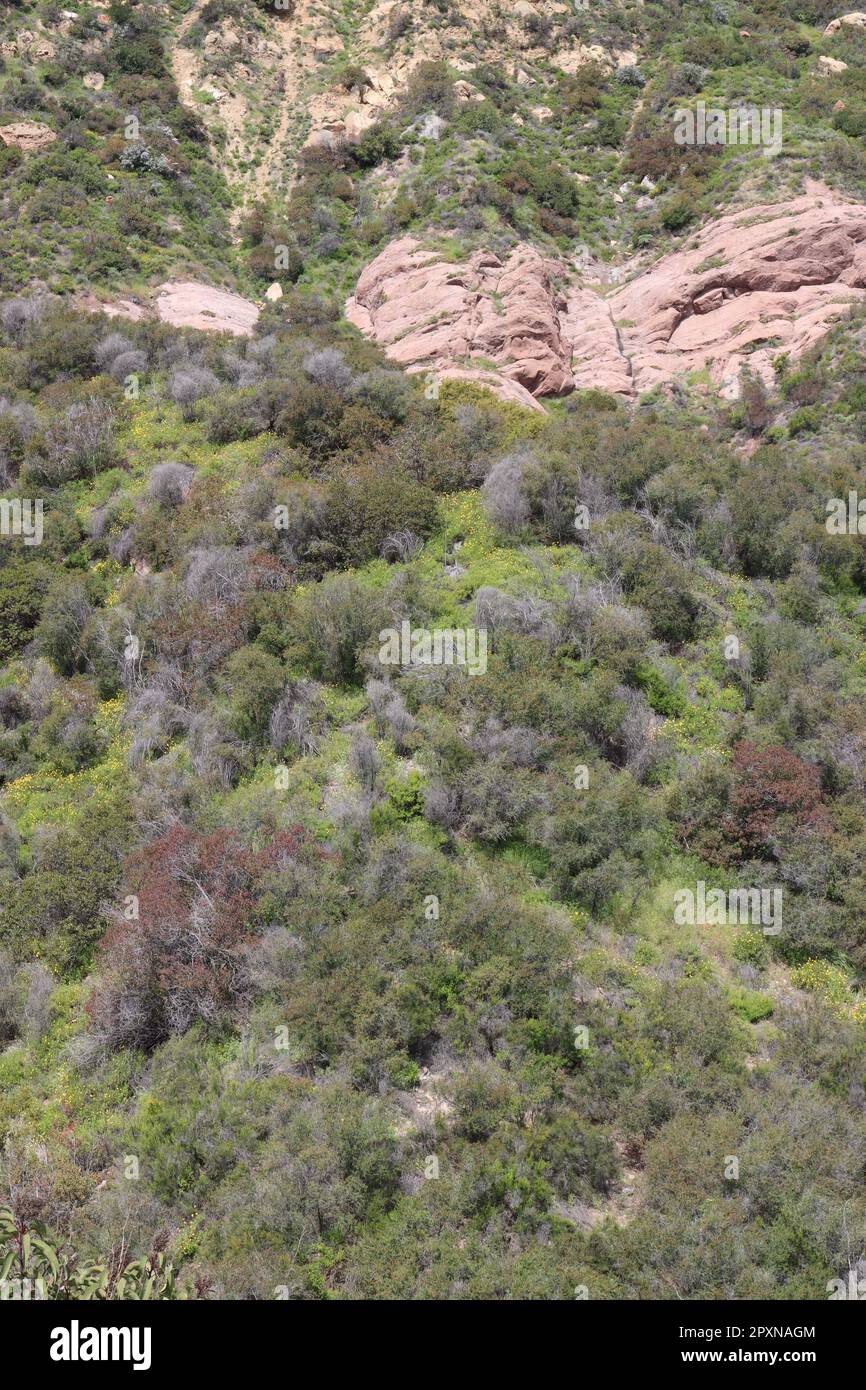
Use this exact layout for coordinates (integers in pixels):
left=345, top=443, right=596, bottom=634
left=454, top=80, right=485, bottom=103
left=314, top=34, right=345, bottom=59
left=154, top=282, right=259, bottom=337
left=78, top=281, right=261, bottom=336
left=823, top=12, right=866, bottom=35
left=818, top=55, right=848, bottom=74
left=553, top=42, right=637, bottom=74
left=416, top=113, right=447, bottom=140
left=7, top=30, right=56, bottom=61
left=78, top=292, right=147, bottom=323
left=348, top=184, right=866, bottom=407
left=344, top=110, right=377, bottom=141
left=0, top=122, right=56, bottom=153
left=608, top=181, right=866, bottom=396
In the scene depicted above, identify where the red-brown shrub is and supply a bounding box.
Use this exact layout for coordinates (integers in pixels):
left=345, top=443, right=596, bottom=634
left=722, top=741, right=830, bottom=859
left=87, top=826, right=312, bottom=1050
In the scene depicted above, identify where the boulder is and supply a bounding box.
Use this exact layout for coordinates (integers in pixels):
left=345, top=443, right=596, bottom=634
left=302, top=123, right=347, bottom=153
left=314, top=35, right=345, bottom=59
left=344, top=110, right=377, bottom=141
left=823, top=12, right=866, bottom=35
left=0, top=121, right=56, bottom=153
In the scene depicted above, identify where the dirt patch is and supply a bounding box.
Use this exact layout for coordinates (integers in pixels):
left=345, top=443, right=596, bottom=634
left=169, top=0, right=320, bottom=221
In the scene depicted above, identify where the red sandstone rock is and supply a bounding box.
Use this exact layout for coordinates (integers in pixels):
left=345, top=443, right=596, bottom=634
left=347, top=183, right=866, bottom=407
left=154, top=282, right=259, bottom=337
left=608, top=181, right=866, bottom=396
left=346, top=237, right=576, bottom=400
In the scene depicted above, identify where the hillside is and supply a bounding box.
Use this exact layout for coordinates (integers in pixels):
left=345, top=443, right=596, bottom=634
left=1, top=0, right=866, bottom=1306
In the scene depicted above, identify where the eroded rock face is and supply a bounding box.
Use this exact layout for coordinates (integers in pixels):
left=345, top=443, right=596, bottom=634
left=609, top=182, right=866, bottom=398
left=346, top=237, right=576, bottom=401
left=348, top=184, right=866, bottom=406
left=0, top=121, right=56, bottom=153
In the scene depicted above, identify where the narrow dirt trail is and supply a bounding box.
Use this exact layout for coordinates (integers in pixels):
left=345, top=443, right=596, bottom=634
left=169, top=0, right=319, bottom=229
left=169, top=0, right=246, bottom=232
left=171, top=0, right=205, bottom=88
left=250, top=2, right=319, bottom=209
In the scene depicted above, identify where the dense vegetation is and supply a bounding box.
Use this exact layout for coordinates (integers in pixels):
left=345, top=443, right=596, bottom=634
left=1, top=0, right=866, bottom=1302
left=2, top=287, right=866, bottom=1298
left=0, top=1, right=233, bottom=294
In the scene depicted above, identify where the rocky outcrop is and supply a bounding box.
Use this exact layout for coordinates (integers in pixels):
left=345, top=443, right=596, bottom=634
left=348, top=184, right=866, bottom=407
left=346, top=237, right=576, bottom=403
left=78, top=292, right=147, bottom=323
left=0, top=121, right=56, bottom=153
left=561, top=290, right=633, bottom=397
left=0, top=29, right=56, bottom=61
left=154, top=282, right=259, bottom=337
left=302, top=1, right=637, bottom=154
left=608, top=182, right=866, bottom=398
left=80, top=282, right=260, bottom=337
left=823, top=12, right=866, bottom=35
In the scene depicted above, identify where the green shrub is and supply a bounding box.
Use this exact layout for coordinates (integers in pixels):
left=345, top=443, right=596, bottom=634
left=728, top=987, right=774, bottom=1024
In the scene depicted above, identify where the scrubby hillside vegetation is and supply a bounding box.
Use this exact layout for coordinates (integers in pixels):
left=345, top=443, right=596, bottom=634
left=1, top=0, right=866, bottom=1303
left=3, top=292, right=866, bottom=1299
